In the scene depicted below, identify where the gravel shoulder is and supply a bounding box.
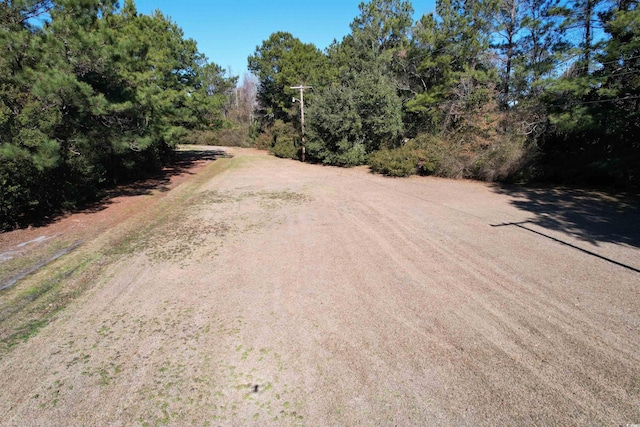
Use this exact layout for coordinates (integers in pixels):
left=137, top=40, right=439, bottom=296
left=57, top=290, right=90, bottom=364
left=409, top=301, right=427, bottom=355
left=0, top=146, right=638, bottom=426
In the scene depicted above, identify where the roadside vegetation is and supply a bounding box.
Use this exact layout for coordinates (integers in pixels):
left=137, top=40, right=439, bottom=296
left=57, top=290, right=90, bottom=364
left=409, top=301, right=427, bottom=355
left=0, top=0, right=237, bottom=230
left=2, top=0, right=638, bottom=230
left=248, top=0, right=639, bottom=187
left=0, top=149, right=236, bottom=355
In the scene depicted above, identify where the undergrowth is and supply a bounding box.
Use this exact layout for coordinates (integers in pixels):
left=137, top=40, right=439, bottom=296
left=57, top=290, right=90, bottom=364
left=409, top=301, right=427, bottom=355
left=369, top=132, right=529, bottom=181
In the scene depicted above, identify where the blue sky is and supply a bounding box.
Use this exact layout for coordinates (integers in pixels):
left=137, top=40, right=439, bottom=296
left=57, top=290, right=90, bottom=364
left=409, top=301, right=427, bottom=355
left=133, top=0, right=436, bottom=78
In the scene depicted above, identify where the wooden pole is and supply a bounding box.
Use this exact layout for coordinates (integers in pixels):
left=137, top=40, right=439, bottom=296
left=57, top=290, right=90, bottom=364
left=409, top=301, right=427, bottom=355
left=290, top=85, right=312, bottom=162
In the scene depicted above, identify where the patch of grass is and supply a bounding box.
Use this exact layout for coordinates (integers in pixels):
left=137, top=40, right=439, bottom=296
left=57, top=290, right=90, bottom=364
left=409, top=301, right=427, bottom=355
left=186, top=190, right=234, bottom=207
left=259, top=191, right=310, bottom=204
left=146, top=220, right=230, bottom=263
left=0, top=254, right=96, bottom=355
left=1, top=153, right=237, bottom=353
left=0, top=239, right=72, bottom=287
left=3, top=318, right=47, bottom=348
left=132, top=187, right=312, bottom=264
left=103, top=158, right=237, bottom=259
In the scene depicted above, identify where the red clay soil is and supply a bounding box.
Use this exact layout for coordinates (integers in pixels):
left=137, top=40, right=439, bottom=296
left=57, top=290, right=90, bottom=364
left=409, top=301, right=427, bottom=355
left=0, top=147, right=218, bottom=254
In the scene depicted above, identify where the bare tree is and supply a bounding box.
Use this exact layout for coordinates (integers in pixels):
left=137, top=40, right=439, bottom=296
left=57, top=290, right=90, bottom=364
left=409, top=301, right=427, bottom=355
left=232, top=72, right=258, bottom=125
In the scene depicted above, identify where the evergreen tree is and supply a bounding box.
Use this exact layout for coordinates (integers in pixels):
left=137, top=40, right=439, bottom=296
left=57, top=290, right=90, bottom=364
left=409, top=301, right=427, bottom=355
left=248, top=31, right=333, bottom=124
left=0, top=0, right=228, bottom=229
left=307, top=69, right=403, bottom=165
left=406, top=0, right=499, bottom=131
left=329, top=0, right=413, bottom=76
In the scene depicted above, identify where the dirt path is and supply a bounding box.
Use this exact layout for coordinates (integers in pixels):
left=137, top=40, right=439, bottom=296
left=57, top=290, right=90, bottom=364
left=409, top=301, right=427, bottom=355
left=0, top=146, right=638, bottom=426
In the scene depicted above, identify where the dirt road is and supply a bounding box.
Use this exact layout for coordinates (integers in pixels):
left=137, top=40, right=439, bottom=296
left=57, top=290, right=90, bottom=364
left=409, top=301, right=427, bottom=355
left=1, top=146, right=638, bottom=426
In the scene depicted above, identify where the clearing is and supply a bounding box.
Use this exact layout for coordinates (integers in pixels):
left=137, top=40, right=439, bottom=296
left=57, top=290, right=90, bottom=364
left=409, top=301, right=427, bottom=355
left=0, top=146, right=639, bottom=426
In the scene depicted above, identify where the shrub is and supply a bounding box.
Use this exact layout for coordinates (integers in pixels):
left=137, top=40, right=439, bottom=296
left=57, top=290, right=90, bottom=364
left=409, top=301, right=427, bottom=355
left=470, top=135, right=528, bottom=182
left=422, top=131, right=528, bottom=181
left=368, top=137, right=441, bottom=177
left=368, top=130, right=529, bottom=182
left=369, top=144, right=419, bottom=177
left=253, top=130, right=272, bottom=150
left=307, top=139, right=367, bottom=167
left=306, top=70, right=403, bottom=166
left=258, top=120, right=299, bottom=160
left=271, top=135, right=299, bottom=159
left=334, top=142, right=367, bottom=167
left=184, top=126, right=252, bottom=148
left=0, top=153, right=39, bottom=230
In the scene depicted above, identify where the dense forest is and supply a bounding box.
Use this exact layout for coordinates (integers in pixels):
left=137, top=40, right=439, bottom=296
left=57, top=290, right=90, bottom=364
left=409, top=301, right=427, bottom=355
left=1, top=0, right=638, bottom=230
left=249, top=0, right=639, bottom=185
left=0, top=0, right=237, bottom=230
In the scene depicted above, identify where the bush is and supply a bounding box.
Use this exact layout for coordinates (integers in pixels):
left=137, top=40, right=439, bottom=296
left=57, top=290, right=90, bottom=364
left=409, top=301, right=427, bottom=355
left=305, top=70, right=403, bottom=166
left=271, top=135, right=299, bottom=159
left=369, top=144, right=419, bottom=177
left=0, top=153, right=39, bottom=230
left=368, top=131, right=528, bottom=181
left=334, top=142, right=367, bottom=167
left=470, top=136, right=528, bottom=182
left=307, top=139, right=367, bottom=167
left=255, top=120, right=300, bottom=160
left=430, top=131, right=528, bottom=181
left=184, top=126, right=253, bottom=148
left=368, top=137, right=441, bottom=177
left=253, top=130, right=272, bottom=150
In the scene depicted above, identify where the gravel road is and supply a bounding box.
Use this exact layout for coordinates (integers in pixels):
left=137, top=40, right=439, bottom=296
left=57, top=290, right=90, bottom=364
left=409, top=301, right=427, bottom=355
left=0, top=146, right=638, bottom=426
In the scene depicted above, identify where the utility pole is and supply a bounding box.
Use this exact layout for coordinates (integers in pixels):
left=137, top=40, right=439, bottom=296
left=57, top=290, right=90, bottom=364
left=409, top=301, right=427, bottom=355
left=291, top=85, right=312, bottom=162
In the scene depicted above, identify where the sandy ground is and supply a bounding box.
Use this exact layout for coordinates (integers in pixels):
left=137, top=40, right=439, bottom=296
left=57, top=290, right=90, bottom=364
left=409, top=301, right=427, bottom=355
left=0, top=146, right=638, bottom=426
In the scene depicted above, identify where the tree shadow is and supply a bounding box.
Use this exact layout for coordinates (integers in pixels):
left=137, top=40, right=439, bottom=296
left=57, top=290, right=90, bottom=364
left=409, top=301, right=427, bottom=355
left=490, top=184, right=640, bottom=249
left=88, top=148, right=231, bottom=210
left=32, top=148, right=232, bottom=226
left=101, top=148, right=230, bottom=199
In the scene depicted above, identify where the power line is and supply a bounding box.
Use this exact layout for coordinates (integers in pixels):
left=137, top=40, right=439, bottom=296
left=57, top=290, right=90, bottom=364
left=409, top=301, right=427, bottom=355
left=412, top=94, right=640, bottom=115
left=399, top=46, right=640, bottom=72
left=502, top=95, right=640, bottom=111
left=593, top=68, right=640, bottom=79
left=545, top=94, right=640, bottom=109
left=594, top=53, right=640, bottom=67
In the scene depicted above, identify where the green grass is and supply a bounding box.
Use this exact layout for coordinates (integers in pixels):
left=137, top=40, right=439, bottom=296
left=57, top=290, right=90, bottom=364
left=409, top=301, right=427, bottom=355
left=0, top=253, right=97, bottom=354
left=3, top=318, right=48, bottom=348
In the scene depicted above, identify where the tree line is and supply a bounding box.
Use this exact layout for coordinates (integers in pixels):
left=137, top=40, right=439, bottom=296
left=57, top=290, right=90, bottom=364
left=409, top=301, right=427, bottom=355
left=2, top=0, right=637, bottom=230
left=248, top=0, right=639, bottom=185
left=0, top=0, right=235, bottom=230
